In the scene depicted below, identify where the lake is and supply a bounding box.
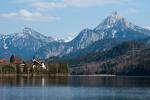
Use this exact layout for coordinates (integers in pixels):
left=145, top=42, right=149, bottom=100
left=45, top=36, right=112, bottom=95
left=0, top=75, right=150, bottom=100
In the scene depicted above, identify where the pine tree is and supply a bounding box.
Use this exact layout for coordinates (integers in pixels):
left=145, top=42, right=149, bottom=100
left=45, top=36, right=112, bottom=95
left=10, top=54, right=15, bottom=63
left=16, top=64, right=20, bottom=74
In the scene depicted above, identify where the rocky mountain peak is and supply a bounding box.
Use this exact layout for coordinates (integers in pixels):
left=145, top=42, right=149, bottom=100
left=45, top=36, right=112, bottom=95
left=110, top=12, right=122, bottom=19
left=22, top=27, right=39, bottom=35
left=95, top=12, right=133, bottom=30
left=22, top=27, right=54, bottom=42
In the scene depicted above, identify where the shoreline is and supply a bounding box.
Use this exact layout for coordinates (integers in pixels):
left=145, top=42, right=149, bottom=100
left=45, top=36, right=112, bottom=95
left=0, top=74, right=114, bottom=77
left=1, top=74, right=150, bottom=77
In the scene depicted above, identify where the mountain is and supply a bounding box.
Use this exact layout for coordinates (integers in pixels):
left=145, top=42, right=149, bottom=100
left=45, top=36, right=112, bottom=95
left=146, top=27, right=150, bottom=30
left=70, top=12, right=149, bottom=49
left=36, top=12, right=150, bottom=59
left=0, top=27, right=54, bottom=59
left=61, top=38, right=127, bottom=60
left=0, top=12, right=150, bottom=60
left=68, top=37, right=150, bottom=75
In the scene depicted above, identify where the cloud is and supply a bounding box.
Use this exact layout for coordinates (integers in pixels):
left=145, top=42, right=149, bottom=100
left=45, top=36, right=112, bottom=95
left=11, top=0, right=126, bottom=11
left=28, top=0, right=121, bottom=10
left=32, top=2, right=67, bottom=10
left=0, top=9, right=58, bottom=21
left=64, top=0, right=120, bottom=7
left=12, top=0, right=42, bottom=3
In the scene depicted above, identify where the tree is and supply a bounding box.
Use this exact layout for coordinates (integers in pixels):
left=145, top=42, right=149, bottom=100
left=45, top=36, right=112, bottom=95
left=23, top=61, right=28, bottom=73
left=59, top=62, right=69, bottom=74
left=10, top=54, right=15, bottom=63
left=16, top=64, right=20, bottom=74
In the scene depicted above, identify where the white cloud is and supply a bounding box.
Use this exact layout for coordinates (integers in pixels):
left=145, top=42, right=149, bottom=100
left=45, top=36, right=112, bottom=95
left=11, top=0, right=127, bottom=11
left=32, top=2, right=67, bottom=10
left=12, top=0, right=42, bottom=3
left=0, top=9, right=57, bottom=21
left=64, top=0, right=120, bottom=7
left=29, top=0, right=121, bottom=10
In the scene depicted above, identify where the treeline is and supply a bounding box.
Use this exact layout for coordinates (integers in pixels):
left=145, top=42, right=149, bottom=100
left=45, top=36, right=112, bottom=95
left=69, top=39, right=150, bottom=75
left=0, top=61, right=69, bottom=75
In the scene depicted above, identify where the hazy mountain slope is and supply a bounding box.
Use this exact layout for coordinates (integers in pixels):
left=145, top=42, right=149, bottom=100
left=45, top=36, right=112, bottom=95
left=1, top=12, right=150, bottom=60
left=0, top=27, right=54, bottom=59
left=36, top=12, right=150, bottom=59
left=68, top=37, right=150, bottom=75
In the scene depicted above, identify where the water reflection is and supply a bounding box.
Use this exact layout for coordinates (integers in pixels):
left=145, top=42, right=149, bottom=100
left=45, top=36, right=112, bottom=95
left=0, top=86, right=150, bottom=100
left=0, top=75, right=150, bottom=87
left=0, top=75, right=69, bottom=87
left=0, top=76, right=150, bottom=100
left=69, top=76, right=150, bottom=87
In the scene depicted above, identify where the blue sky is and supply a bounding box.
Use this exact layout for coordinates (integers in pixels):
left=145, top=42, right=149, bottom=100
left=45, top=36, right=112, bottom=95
left=0, top=0, right=150, bottom=39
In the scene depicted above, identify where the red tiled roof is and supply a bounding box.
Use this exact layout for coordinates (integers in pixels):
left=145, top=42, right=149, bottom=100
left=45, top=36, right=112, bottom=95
left=12, top=61, right=21, bottom=64
left=0, top=59, right=7, bottom=63
left=11, top=56, right=22, bottom=64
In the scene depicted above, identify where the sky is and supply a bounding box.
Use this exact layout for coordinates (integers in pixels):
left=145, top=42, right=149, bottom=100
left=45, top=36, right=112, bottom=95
left=0, top=0, right=150, bottom=40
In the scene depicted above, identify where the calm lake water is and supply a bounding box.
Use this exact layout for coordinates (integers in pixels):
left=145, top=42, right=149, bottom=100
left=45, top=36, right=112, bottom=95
left=0, top=75, right=150, bottom=100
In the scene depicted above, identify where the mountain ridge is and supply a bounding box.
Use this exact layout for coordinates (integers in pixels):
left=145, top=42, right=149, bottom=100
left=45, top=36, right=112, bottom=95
left=0, top=27, right=54, bottom=59
left=36, top=12, right=150, bottom=59
left=68, top=37, right=150, bottom=75
left=0, top=12, right=150, bottom=60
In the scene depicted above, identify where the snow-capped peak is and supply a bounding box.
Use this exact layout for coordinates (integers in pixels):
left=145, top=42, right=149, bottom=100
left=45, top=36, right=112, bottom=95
left=110, top=11, right=122, bottom=20
left=22, top=27, right=54, bottom=42
left=102, top=12, right=124, bottom=25
left=22, top=27, right=40, bottom=36
left=95, top=12, right=133, bottom=30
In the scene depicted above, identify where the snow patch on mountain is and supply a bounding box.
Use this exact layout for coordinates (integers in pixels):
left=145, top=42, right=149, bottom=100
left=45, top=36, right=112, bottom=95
left=95, top=12, right=133, bottom=31
left=53, top=32, right=78, bottom=42
left=112, top=30, right=117, bottom=38
left=146, top=27, right=150, bottom=30
left=0, top=27, right=55, bottom=59
left=3, top=43, right=8, bottom=49
left=3, top=38, right=8, bottom=49
left=1, top=12, right=150, bottom=60
left=22, top=27, right=54, bottom=42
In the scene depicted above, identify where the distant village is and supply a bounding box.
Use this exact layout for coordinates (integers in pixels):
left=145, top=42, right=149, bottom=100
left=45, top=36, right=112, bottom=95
left=0, top=54, right=69, bottom=75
